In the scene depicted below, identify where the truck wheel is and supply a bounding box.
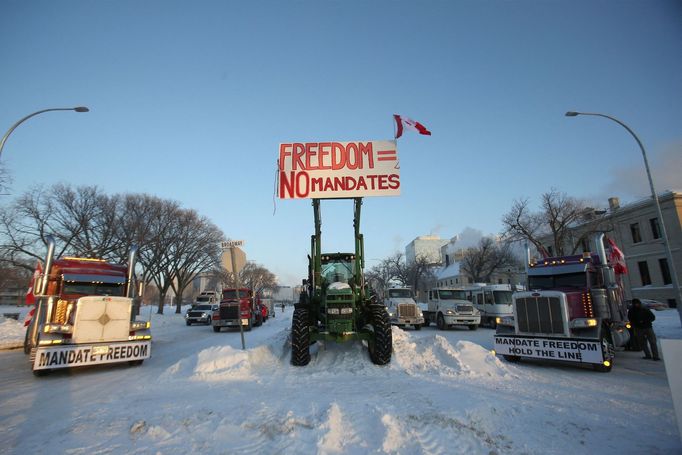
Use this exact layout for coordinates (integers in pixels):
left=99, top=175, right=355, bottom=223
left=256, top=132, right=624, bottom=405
left=23, top=328, right=31, bottom=355
left=436, top=313, right=446, bottom=330
left=32, top=369, right=51, bottom=377
left=468, top=324, right=478, bottom=331
left=213, top=326, right=221, bottom=333
left=414, top=324, right=421, bottom=331
left=503, top=355, right=521, bottom=362
left=369, top=307, right=392, bottom=365
left=423, top=315, right=430, bottom=327
left=128, top=360, right=144, bottom=366
left=291, top=307, right=311, bottom=366
left=186, top=321, right=191, bottom=326
left=255, top=315, right=262, bottom=327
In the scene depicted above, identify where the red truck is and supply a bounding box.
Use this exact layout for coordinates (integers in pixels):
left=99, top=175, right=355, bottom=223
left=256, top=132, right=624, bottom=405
left=24, top=236, right=151, bottom=376
left=212, top=288, right=263, bottom=332
left=494, top=234, right=630, bottom=372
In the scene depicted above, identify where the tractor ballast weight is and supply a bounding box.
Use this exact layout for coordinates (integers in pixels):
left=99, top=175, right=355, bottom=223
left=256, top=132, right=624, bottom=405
left=291, top=198, right=392, bottom=366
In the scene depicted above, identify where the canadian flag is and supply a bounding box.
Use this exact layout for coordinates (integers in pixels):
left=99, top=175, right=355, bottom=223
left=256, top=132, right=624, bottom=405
left=606, top=237, right=628, bottom=275
left=394, top=114, right=431, bottom=139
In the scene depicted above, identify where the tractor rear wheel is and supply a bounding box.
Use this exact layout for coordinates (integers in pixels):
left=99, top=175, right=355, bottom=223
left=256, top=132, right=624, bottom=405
left=369, top=307, right=392, bottom=365
left=291, top=307, right=311, bottom=366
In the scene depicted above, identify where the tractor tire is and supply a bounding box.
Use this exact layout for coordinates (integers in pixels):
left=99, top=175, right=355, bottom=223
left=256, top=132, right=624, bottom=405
left=291, top=307, right=311, bottom=366
left=436, top=313, right=446, bottom=330
left=369, top=307, right=392, bottom=365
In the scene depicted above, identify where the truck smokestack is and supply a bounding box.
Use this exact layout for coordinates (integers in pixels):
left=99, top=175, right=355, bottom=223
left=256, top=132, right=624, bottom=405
left=39, top=235, right=56, bottom=296
left=608, top=197, right=620, bottom=211
left=126, top=245, right=138, bottom=298
left=593, top=233, right=616, bottom=287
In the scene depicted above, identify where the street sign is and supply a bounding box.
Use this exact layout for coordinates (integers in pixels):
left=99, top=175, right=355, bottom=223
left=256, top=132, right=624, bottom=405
left=222, top=240, right=244, bottom=249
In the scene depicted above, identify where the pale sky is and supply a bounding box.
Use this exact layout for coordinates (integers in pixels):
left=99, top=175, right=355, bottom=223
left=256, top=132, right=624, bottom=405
left=1, top=0, right=681, bottom=285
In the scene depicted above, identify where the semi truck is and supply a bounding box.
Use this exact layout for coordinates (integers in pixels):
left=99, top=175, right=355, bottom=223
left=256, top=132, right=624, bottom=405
left=423, top=288, right=481, bottom=330
left=494, top=233, right=631, bottom=372
left=23, top=236, right=151, bottom=376
left=384, top=287, right=425, bottom=330
left=212, top=287, right=263, bottom=332
left=467, top=284, right=514, bottom=328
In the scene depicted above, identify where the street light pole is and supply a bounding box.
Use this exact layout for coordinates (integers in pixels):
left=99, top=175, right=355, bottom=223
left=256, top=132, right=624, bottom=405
left=566, top=111, right=682, bottom=326
left=0, top=106, right=89, bottom=161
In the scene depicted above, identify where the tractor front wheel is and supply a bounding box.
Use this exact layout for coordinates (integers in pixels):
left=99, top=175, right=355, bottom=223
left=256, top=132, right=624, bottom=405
left=291, top=307, right=311, bottom=366
left=369, top=307, right=392, bottom=365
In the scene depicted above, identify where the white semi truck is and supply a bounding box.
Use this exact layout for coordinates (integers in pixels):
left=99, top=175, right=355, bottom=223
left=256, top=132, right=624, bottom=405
left=383, top=287, right=425, bottom=330
left=423, top=288, right=480, bottom=330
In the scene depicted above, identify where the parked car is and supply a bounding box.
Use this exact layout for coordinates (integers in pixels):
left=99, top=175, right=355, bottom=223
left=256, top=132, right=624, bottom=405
left=185, top=304, right=218, bottom=325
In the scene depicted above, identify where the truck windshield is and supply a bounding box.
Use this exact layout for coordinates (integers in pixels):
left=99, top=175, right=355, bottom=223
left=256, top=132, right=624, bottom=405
left=321, top=259, right=354, bottom=284
left=62, top=282, right=126, bottom=296
left=528, top=272, right=586, bottom=290
left=222, top=290, right=248, bottom=299
left=492, top=291, right=512, bottom=304
left=196, top=296, right=211, bottom=302
left=388, top=289, right=412, bottom=298
left=438, top=290, right=468, bottom=300
left=194, top=305, right=213, bottom=311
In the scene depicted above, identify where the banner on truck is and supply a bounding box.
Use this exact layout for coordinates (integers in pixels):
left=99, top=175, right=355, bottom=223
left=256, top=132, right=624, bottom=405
left=494, top=335, right=603, bottom=364
left=33, top=341, right=151, bottom=370
left=278, top=140, right=400, bottom=199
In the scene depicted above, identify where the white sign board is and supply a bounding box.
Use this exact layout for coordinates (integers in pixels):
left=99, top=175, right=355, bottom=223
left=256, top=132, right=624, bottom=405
left=278, top=140, right=400, bottom=199
left=222, top=240, right=244, bottom=249
left=494, top=335, right=604, bottom=364
left=33, top=341, right=151, bottom=370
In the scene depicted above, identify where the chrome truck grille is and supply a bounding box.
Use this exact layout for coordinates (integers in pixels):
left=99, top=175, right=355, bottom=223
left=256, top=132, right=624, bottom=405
left=397, top=304, right=417, bottom=318
left=220, top=304, right=239, bottom=320
left=515, top=296, right=564, bottom=334
left=456, top=304, right=474, bottom=314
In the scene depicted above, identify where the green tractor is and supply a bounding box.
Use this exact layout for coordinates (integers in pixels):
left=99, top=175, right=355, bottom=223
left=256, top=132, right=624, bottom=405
left=291, top=198, right=393, bottom=366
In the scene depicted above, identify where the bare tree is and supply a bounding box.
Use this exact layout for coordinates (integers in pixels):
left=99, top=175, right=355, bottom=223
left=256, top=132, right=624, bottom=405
left=168, top=209, right=224, bottom=314
left=502, top=189, right=605, bottom=257
left=460, top=237, right=518, bottom=283
left=238, top=262, right=277, bottom=296
left=365, top=258, right=395, bottom=300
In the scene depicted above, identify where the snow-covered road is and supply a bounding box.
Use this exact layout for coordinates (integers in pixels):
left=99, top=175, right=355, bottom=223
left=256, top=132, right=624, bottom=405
left=0, top=305, right=680, bottom=454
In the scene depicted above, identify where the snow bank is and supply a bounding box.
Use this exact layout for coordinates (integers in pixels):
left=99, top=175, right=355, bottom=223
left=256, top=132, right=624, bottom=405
left=391, top=326, right=516, bottom=380
left=162, top=328, right=290, bottom=382
left=0, top=317, right=25, bottom=350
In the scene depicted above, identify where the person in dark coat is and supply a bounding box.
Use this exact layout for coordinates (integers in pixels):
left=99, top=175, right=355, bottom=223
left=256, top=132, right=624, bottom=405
left=627, top=298, right=660, bottom=360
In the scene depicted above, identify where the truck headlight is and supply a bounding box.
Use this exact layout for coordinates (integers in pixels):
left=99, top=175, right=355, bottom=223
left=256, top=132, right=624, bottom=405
left=327, top=308, right=340, bottom=315
left=43, top=323, right=73, bottom=334
left=445, top=310, right=455, bottom=315
left=130, top=321, right=151, bottom=331
left=570, top=318, right=598, bottom=329
left=496, top=316, right=514, bottom=326
left=339, top=308, right=353, bottom=315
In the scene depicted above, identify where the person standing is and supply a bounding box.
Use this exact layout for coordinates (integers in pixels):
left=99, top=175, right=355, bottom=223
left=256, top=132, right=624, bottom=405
left=627, top=299, right=660, bottom=361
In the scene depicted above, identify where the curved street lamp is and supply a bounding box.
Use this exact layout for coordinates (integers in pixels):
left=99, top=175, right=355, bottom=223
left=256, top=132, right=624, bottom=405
left=566, top=111, right=682, bottom=325
left=0, top=106, right=90, bottom=161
